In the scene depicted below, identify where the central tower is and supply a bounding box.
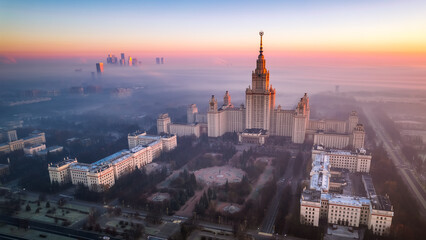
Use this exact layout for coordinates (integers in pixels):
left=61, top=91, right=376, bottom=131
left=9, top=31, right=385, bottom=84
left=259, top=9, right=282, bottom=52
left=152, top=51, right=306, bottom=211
left=245, top=32, right=276, bottom=130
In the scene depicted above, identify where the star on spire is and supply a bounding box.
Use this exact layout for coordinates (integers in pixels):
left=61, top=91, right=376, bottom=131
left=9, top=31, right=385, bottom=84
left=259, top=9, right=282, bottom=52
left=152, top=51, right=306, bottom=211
left=259, top=31, right=264, bottom=55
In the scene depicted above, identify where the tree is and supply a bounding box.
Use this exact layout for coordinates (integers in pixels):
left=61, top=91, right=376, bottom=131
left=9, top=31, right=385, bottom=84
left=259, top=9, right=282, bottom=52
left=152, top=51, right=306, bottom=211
left=25, top=204, right=31, bottom=211
left=45, top=201, right=50, bottom=208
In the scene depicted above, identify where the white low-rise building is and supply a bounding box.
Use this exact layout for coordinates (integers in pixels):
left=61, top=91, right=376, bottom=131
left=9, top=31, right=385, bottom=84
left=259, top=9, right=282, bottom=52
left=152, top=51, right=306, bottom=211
left=300, top=150, right=393, bottom=236
left=48, top=132, right=177, bottom=191
left=48, top=158, right=77, bottom=184
left=24, top=144, right=46, bottom=155
left=169, top=123, right=200, bottom=138
left=0, top=130, right=46, bottom=154
left=128, top=131, right=177, bottom=150
left=312, top=145, right=371, bottom=173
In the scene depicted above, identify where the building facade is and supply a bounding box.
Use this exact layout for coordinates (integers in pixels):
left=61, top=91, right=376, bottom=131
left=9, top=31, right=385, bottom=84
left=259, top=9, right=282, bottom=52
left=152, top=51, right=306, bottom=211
left=169, top=123, right=201, bottom=138
left=23, top=144, right=46, bottom=155
left=0, top=130, right=46, bottom=154
left=157, top=113, right=171, bottom=134
left=48, top=158, right=77, bottom=185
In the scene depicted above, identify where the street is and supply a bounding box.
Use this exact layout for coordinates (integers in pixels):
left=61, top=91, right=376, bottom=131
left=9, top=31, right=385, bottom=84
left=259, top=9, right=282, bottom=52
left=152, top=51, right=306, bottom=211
left=363, top=106, right=426, bottom=217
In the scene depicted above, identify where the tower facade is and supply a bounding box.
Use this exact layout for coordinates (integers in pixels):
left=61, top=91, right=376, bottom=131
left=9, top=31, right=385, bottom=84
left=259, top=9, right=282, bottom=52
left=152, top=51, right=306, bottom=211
left=223, top=91, right=232, bottom=108
left=207, top=95, right=220, bottom=137
left=347, top=111, right=359, bottom=133
left=351, top=124, right=366, bottom=149
left=157, top=113, right=171, bottom=134
left=292, top=97, right=309, bottom=143
left=245, top=32, right=276, bottom=130
left=187, top=104, right=198, bottom=123
left=7, top=130, right=18, bottom=142
left=96, top=62, right=104, bottom=73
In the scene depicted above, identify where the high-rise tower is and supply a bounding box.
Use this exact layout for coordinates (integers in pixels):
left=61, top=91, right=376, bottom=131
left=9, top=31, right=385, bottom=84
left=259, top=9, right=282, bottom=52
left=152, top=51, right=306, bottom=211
left=245, top=32, right=276, bottom=130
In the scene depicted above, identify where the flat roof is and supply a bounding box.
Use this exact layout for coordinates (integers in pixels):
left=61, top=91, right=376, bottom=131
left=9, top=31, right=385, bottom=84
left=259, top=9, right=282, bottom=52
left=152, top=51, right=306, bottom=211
left=328, top=195, right=364, bottom=207
left=50, top=159, right=77, bottom=168
left=301, top=189, right=321, bottom=202
left=310, top=154, right=330, bottom=192
left=70, top=163, right=91, bottom=171
left=362, top=175, right=377, bottom=199
left=371, top=195, right=393, bottom=211
left=313, top=145, right=370, bottom=156
left=92, top=149, right=130, bottom=167
left=242, top=128, right=267, bottom=134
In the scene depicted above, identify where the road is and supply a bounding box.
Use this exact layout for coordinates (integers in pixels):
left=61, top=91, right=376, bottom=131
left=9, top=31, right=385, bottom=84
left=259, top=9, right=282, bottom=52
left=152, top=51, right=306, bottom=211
left=259, top=153, right=301, bottom=236
left=363, top=106, right=426, bottom=217
left=0, top=215, right=119, bottom=240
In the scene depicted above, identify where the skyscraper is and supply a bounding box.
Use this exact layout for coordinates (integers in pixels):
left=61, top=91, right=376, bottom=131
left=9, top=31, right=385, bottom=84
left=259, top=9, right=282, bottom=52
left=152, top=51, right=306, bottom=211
left=96, top=62, right=104, bottom=73
left=120, top=53, right=125, bottom=65
left=156, top=57, right=160, bottom=64
left=161, top=57, right=164, bottom=64
left=128, top=57, right=132, bottom=67
left=245, top=31, right=276, bottom=130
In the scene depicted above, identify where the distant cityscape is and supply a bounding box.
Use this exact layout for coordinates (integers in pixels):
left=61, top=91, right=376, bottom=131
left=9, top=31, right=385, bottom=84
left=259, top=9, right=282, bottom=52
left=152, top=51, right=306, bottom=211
left=94, top=53, right=165, bottom=74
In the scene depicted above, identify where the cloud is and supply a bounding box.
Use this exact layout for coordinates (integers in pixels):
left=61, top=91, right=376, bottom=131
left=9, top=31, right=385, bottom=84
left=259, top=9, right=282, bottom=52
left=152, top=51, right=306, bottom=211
left=0, top=55, right=17, bottom=64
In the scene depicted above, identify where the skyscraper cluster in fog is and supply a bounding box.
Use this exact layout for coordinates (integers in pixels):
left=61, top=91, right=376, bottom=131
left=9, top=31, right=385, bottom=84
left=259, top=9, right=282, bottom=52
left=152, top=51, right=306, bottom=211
left=156, top=57, right=164, bottom=64
left=106, top=52, right=138, bottom=66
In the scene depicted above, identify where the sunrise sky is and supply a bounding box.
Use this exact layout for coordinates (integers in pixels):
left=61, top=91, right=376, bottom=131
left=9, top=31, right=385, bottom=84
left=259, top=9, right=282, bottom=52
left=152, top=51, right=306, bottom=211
left=1, top=0, right=426, bottom=62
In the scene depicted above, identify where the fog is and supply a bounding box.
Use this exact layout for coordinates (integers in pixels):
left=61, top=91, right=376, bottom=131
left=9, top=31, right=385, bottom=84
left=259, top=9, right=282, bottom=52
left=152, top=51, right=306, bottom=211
left=1, top=56, right=426, bottom=130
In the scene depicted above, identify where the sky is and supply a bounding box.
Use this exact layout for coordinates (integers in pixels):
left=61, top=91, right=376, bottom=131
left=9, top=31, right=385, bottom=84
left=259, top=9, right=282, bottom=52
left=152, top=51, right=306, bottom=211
left=1, top=0, right=426, bottom=62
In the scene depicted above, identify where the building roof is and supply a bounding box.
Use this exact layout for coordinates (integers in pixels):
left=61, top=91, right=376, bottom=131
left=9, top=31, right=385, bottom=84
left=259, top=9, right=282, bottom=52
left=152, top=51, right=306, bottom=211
left=70, top=162, right=91, bottom=171
left=328, top=195, right=364, bottom=207
left=130, top=145, right=147, bottom=153
left=242, top=128, right=268, bottom=135
left=91, top=149, right=130, bottom=167
left=313, top=145, right=370, bottom=156
left=362, top=175, right=377, bottom=199
left=301, top=189, right=321, bottom=203
left=50, top=158, right=77, bottom=168
left=310, top=154, right=330, bottom=192
left=24, top=143, right=45, bottom=149
left=371, top=195, right=393, bottom=211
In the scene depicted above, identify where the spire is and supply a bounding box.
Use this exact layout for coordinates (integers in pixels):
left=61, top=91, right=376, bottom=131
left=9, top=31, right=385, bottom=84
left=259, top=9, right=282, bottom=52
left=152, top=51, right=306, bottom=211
left=259, top=31, right=264, bottom=55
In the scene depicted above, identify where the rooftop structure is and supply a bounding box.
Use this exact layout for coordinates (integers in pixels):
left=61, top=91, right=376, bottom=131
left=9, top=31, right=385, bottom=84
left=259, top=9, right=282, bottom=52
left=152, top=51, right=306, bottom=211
left=309, top=153, right=331, bottom=192
left=371, top=195, right=393, bottom=212
left=238, top=128, right=269, bottom=145
left=301, top=189, right=322, bottom=203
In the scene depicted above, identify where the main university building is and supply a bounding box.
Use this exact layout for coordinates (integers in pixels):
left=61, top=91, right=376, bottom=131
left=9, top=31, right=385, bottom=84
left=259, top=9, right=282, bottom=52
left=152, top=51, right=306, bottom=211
left=158, top=32, right=366, bottom=150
